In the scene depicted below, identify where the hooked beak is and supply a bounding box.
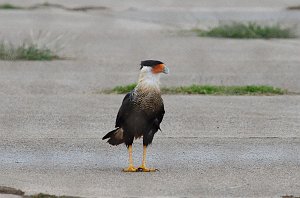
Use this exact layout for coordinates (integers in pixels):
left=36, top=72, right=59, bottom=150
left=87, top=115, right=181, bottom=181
left=163, top=66, right=169, bottom=74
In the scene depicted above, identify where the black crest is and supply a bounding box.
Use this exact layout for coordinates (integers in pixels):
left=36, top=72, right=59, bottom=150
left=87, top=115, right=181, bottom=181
left=140, top=60, right=164, bottom=70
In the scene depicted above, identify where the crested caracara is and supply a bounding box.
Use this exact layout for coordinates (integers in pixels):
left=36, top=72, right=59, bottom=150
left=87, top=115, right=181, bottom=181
left=103, top=60, right=169, bottom=172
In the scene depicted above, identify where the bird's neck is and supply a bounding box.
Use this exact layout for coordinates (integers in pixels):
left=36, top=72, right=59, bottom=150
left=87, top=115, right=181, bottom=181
left=136, top=71, right=160, bottom=92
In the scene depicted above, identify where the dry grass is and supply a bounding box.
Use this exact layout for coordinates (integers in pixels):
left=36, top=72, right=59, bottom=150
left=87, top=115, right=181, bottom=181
left=194, top=22, right=295, bottom=39
left=0, top=42, right=60, bottom=60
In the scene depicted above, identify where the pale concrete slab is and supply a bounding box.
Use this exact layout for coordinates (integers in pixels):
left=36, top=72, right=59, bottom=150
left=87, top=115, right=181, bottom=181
left=1, top=137, right=300, bottom=197
left=0, top=0, right=300, bottom=197
left=0, top=95, right=299, bottom=139
left=0, top=195, right=22, bottom=198
left=0, top=95, right=300, bottom=196
left=0, top=1, right=300, bottom=93
left=0, top=0, right=300, bottom=9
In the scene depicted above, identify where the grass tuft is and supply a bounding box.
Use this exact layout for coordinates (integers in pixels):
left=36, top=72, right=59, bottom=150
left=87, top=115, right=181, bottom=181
left=103, top=83, right=137, bottom=94
left=0, top=42, right=60, bottom=61
left=25, top=193, right=80, bottom=198
left=0, top=3, right=21, bottom=9
left=287, top=5, right=300, bottom=10
left=161, top=85, right=285, bottom=95
left=103, top=84, right=287, bottom=95
left=194, top=22, right=295, bottom=39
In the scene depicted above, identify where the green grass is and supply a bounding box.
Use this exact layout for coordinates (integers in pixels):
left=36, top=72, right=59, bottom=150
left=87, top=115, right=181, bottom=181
left=0, top=42, right=60, bottom=61
left=24, top=193, right=80, bottom=198
left=161, top=85, right=286, bottom=95
left=194, top=22, right=295, bottom=39
left=103, top=83, right=137, bottom=94
left=0, top=3, right=22, bottom=9
left=103, top=84, right=287, bottom=95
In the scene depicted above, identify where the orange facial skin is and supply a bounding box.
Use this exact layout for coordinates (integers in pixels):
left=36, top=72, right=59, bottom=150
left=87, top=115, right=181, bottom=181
left=152, top=64, right=165, bottom=74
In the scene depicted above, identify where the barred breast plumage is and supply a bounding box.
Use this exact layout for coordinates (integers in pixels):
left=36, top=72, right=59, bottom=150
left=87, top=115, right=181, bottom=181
left=133, top=87, right=163, bottom=117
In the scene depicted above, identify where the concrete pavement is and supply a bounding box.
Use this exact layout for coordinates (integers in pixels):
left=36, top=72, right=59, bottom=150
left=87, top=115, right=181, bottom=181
left=0, top=1, right=300, bottom=93
left=0, top=0, right=300, bottom=197
left=1, top=95, right=300, bottom=197
left=0, top=95, right=299, bottom=139
left=1, top=137, right=300, bottom=197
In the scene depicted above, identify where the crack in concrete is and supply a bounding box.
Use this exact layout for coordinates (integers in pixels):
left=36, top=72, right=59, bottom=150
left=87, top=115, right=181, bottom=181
left=0, top=3, right=108, bottom=12
left=0, top=186, right=24, bottom=196
left=0, top=185, right=82, bottom=198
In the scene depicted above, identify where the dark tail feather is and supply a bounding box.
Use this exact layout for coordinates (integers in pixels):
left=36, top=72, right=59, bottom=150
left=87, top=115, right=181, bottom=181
left=102, top=127, right=124, bottom=146
left=102, top=128, right=117, bottom=140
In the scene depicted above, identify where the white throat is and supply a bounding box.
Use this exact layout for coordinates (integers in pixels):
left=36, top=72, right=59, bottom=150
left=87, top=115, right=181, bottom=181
left=136, top=67, right=160, bottom=91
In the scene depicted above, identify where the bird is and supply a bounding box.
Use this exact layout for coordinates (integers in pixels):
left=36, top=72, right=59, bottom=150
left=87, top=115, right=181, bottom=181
left=102, top=60, right=169, bottom=172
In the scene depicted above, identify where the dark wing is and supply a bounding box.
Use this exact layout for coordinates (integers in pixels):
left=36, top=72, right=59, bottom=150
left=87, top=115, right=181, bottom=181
left=143, top=100, right=165, bottom=146
left=115, top=92, right=134, bottom=128
left=115, top=91, right=165, bottom=133
left=153, top=102, right=165, bottom=131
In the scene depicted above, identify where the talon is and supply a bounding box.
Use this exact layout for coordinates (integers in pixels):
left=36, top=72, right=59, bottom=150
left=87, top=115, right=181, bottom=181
left=137, top=167, right=143, bottom=172
left=138, top=145, right=158, bottom=172
left=123, top=166, right=137, bottom=172
left=137, top=166, right=158, bottom=172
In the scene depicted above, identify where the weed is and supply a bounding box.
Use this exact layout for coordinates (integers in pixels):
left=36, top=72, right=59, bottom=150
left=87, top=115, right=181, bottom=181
left=103, top=84, right=287, bottom=95
left=194, top=22, right=295, bottom=39
left=24, top=193, right=80, bottom=198
left=103, top=83, right=137, bottom=94
left=287, top=5, right=300, bottom=10
left=0, top=3, right=22, bottom=9
left=0, top=42, right=60, bottom=61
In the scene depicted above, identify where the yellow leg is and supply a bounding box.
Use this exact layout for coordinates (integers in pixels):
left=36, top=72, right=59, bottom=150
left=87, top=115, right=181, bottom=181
left=123, top=145, right=137, bottom=172
left=137, top=145, right=157, bottom=172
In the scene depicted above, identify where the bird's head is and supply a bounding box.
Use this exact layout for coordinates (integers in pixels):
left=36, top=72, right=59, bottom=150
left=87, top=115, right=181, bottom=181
left=140, top=60, right=169, bottom=75
left=137, top=60, right=169, bottom=89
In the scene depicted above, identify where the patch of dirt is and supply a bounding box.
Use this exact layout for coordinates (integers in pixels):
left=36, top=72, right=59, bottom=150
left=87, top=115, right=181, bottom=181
left=0, top=186, right=24, bottom=195
left=0, top=3, right=108, bottom=12
left=287, top=5, right=300, bottom=10
left=28, top=3, right=108, bottom=12
left=0, top=186, right=82, bottom=198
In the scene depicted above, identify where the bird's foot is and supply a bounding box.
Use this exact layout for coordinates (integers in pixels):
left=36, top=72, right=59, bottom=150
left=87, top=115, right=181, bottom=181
left=123, top=165, right=137, bottom=172
left=137, top=165, right=158, bottom=172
